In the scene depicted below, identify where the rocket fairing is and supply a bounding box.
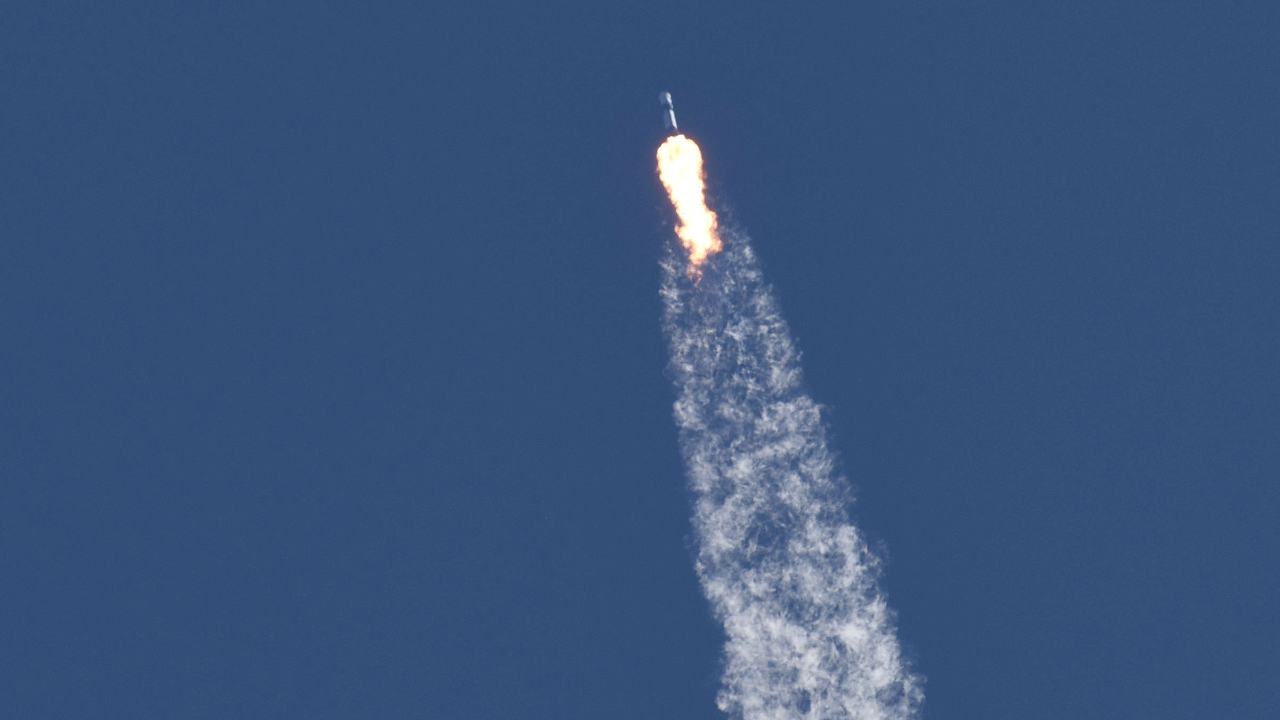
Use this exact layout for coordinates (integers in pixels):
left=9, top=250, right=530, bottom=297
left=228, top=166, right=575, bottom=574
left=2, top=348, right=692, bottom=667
left=660, top=92, right=678, bottom=134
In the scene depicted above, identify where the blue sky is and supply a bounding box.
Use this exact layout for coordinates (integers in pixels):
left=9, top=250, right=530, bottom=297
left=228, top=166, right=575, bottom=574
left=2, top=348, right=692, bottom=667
left=3, top=2, right=1278, bottom=718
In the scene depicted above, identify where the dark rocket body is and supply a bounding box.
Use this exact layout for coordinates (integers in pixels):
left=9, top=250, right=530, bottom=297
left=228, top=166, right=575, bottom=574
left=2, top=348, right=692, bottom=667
left=660, top=92, right=678, bottom=134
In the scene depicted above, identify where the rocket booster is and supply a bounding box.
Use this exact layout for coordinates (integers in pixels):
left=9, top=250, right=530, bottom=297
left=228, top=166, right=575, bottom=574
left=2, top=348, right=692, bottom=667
left=660, top=92, right=678, bottom=134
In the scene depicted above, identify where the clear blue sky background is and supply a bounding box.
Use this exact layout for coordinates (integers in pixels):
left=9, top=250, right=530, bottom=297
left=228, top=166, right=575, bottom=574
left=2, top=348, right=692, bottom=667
left=3, top=2, right=1277, bottom=718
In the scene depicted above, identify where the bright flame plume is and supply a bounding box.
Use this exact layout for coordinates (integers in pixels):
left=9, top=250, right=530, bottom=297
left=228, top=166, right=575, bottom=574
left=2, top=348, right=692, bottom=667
left=657, top=135, right=723, bottom=269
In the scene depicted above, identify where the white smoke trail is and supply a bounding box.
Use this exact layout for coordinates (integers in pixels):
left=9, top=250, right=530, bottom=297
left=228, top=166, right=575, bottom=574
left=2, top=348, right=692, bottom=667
left=661, top=230, right=924, bottom=720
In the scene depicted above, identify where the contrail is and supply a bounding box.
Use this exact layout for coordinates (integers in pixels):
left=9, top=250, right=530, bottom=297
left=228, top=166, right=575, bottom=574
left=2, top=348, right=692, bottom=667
left=657, top=133, right=924, bottom=720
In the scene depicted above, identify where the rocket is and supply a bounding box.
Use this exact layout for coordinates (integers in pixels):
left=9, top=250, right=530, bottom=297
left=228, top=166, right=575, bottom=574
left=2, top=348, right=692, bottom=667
left=660, top=92, right=678, bottom=134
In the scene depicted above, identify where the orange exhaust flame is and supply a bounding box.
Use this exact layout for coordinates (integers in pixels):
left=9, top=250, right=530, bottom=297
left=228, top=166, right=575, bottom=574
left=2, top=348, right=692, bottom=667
left=657, top=135, right=723, bottom=271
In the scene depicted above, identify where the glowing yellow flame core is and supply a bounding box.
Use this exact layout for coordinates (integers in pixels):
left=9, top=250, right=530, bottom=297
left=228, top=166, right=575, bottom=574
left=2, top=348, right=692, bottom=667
left=657, top=135, right=723, bottom=269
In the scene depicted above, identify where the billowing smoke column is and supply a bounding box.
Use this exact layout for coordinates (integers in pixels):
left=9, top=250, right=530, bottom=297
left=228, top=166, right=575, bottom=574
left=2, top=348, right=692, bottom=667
left=657, top=135, right=924, bottom=720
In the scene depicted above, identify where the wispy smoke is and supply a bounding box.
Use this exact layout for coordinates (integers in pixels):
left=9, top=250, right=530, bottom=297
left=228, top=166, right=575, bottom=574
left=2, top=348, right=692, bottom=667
left=661, top=230, right=923, bottom=720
